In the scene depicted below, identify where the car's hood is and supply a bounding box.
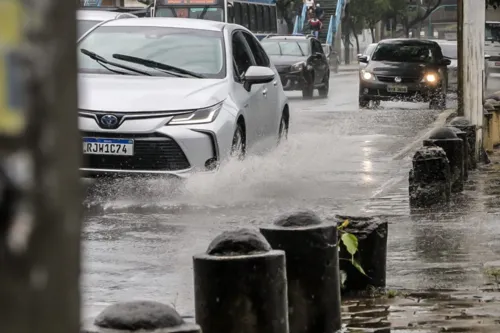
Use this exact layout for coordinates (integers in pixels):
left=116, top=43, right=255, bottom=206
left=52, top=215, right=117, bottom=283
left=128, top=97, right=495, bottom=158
left=270, top=55, right=308, bottom=66
left=366, top=60, right=435, bottom=76
left=78, top=74, right=228, bottom=112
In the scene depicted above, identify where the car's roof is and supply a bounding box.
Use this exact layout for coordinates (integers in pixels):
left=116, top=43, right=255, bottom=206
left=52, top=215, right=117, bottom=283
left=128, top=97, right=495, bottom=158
left=264, top=35, right=312, bottom=40
left=379, top=38, right=438, bottom=45
left=77, top=9, right=130, bottom=21
left=101, top=17, right=227, bottom=31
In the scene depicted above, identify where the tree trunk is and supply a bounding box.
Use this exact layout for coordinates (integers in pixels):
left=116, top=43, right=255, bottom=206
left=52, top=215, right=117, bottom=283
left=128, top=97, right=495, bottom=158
left=352, top=26, right=360, bottom=54
left=370, top=26, right=375, bottom=43
left=0, top=0, right=82, bottom=333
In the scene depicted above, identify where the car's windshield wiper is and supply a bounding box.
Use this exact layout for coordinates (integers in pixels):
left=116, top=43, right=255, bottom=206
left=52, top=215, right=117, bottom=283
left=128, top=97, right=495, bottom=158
left=80, top=49, right=151, bottom=76
left=112, top=53, right=206, bottom=78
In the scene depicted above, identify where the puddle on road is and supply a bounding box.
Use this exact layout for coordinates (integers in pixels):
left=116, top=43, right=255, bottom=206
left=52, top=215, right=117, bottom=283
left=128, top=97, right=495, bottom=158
left=342, top=290, right=500, bottom=332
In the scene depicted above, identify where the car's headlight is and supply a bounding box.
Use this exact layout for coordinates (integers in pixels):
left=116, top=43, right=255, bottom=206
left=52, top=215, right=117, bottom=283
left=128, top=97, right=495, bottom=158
left=361, top=70, right=375, bottom=81
left=291, top=61, right=305, bottom=71
left=168, top=102, right=223, bottom=125
left=422, top=73, right=438, bottom=83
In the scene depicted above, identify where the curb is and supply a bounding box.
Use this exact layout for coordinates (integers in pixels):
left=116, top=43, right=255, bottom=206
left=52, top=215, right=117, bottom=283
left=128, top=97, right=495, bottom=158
left=391, top=108, right=456, bottom=161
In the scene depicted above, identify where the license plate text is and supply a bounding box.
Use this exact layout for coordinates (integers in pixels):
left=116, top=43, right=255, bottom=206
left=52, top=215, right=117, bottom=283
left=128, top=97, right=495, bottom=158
left=82, top=137, right=134, bottom=156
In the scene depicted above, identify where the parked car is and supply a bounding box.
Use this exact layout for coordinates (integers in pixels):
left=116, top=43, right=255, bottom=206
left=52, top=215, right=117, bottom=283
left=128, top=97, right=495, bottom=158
left=261, top=35, right=330, bottom=98
left=433, top=39, right=490, bottom=93
left=358, top=38, right=451, bottom=109
left=322, top=43, right=340, bottom=73
left=77, top=18, right=289, bottom=177
left=77, top=9, right=137, bottom=39
left=357, top=42, right=377, bottom=68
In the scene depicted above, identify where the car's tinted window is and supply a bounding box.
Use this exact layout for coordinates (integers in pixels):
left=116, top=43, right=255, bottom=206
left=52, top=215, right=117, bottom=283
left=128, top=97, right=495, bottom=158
left=232, top=32, right=254, bottom=78
left=241, top=31, right=270, bottom=67
left=371, top=43, right=436, bottom=63
left=77, top=19, right=101, bottom=39
left=261, top=40, right=309, bottom=56
left=77, top=26, right=226, bottom=78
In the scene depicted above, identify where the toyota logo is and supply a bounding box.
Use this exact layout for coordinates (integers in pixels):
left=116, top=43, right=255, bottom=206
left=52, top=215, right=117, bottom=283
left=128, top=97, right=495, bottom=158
left=99, top=114, right=119, bottom=129
left=394, top=76, right=402, bottom=83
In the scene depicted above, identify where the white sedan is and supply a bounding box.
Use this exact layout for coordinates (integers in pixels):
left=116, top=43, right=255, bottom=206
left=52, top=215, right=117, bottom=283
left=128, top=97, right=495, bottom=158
left=77, top=18, right=289, bottom=177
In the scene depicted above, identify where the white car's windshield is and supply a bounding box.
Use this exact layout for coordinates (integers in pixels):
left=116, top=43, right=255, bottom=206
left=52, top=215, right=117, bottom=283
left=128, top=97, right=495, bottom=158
left=77, top=19, right=102, bottom=39
left=261, top=40, right=310, bottom=56
left=77, top=26, right=226, bottom=78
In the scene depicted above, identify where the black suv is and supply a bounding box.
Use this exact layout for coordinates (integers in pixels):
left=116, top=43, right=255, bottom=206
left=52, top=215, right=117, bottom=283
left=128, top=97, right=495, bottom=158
left=261, top=35, right=330, bottom=99
left=358, top=39, right=451, bottom=109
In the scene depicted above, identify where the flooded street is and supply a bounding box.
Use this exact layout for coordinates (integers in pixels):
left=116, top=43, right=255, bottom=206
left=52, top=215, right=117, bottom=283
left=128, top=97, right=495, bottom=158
left=82, top=71, right=500, bottom=331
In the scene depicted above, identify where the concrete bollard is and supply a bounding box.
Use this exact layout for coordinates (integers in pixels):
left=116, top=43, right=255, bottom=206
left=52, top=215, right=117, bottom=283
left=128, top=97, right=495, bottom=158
left=423, top=127, right=464, bottom=193
left=446, top=126, right=469, bottom=180
left=83, top=301, right=201, bottom=333
left=332, top=215, right=388, bottom=293
left=193, top=229, right=289, bottom=333
left=409, top=146, right=451, bottom=207
left=448, top=116, right=477, bottom=170
left=259, top=211, right=342, bottom=333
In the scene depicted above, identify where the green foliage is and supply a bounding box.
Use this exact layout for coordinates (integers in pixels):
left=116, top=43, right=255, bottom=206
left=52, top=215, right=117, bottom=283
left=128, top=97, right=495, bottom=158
left=349, top=0, right=391, bottom=30
left=337, top=219, right=367, bottom=277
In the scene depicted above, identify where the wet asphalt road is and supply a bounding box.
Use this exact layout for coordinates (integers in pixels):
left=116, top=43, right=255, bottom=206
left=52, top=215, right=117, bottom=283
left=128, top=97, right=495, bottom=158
left=82, top=71, right=475, bottom=322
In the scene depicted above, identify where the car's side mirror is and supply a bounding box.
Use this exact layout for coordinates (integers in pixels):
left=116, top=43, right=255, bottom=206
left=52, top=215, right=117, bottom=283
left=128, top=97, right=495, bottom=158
left=441, top=58, right=451, bottom=66
left=243, top=66, right=275, bottom=91
left=485, top=54, right=491, bottom=60
left=358, top=55, right=369, bottom=63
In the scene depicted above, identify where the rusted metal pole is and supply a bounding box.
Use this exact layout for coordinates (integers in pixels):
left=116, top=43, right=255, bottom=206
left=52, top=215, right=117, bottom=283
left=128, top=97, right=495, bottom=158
left=0, top=1, right=82, bottom=333
left=461, top=0, right=485, bottom=160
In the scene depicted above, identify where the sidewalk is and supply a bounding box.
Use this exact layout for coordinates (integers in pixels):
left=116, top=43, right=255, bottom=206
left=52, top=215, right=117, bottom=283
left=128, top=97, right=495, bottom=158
left=337, top=63, right=360, bottom=72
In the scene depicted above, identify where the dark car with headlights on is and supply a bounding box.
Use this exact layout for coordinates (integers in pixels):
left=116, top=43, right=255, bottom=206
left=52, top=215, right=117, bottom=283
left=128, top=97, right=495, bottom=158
left=358, top=39, right=451, bottom=109
left=261, top=35, right=330, bottom=98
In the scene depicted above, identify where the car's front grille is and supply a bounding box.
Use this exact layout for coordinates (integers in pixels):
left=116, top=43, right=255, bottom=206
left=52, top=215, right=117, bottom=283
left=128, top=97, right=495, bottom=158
left=376, top=75, right=420, bottom=83
left=81, top=132, right=190, bottom=171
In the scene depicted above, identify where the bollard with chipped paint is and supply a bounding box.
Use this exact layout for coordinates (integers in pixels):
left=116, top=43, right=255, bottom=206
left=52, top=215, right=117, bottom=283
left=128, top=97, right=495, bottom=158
left=193, top=228, right=289, bottom=333
left=259, top=211, right=342, bottom=333
left=446, top=126, right=469, bottom=180
left=82, top=301, right=201, bottom=333
left=409, top=145, right=451, bottom=207
left=424, top=127, right=464, bottom=193
left=448, top=117, right=477, bottom=169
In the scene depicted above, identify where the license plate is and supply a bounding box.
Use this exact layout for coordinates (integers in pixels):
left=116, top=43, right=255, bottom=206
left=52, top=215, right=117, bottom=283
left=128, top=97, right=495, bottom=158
left=387, top=85, right=408, bottom=93
left=82, top=137, right=134, bottom=156
left=495, top=62, right=500, bottom=66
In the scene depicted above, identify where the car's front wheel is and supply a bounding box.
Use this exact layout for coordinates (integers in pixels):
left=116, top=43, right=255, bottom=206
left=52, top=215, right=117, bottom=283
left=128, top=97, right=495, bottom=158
left=359, top=97, right=370, bottom=109
left=230, top=123, right=245, bottom=160
left=429, top=91, right=446, bottom=110
left=318, top=73, right=330, bottom=98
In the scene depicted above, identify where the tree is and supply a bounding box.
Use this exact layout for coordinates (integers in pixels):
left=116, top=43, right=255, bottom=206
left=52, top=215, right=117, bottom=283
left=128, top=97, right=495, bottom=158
left=487, top=0, right=500, bottom=8
left=348, top=0, right=391, bottom=42
left=276, top=0, right=301, bottom=33
left=388, top=0, right=443, bottom=37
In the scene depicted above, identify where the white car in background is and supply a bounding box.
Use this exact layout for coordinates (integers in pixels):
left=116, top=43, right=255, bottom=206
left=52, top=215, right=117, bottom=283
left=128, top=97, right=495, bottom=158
left=77, top=18, right=289, bottom=177
left=77, top=9, right=137, bottom=39
left=434, top=39, right=490, bottom=92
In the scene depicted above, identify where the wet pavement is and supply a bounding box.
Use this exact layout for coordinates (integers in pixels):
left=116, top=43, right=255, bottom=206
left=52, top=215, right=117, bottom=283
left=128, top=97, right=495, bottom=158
left=82, top=72, right=500, bottom=331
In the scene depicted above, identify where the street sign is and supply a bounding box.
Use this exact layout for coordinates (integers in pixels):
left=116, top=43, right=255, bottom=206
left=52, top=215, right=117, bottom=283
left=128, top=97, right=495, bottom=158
left=0, top=0, right=26, bottom=137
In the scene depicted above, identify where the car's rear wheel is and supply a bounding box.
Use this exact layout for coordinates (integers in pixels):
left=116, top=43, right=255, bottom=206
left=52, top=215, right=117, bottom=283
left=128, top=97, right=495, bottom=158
left=230, top=124, right=245, bottom=160
left=278, top=113, right=288, bottom=145
left=318, top=73, right=330, bottom=98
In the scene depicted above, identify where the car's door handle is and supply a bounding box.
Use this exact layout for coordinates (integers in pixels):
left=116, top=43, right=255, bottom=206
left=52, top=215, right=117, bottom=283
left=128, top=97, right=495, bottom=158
left=273, top=81, right=278, bottom=86
left=262, top=89, right=268, bottom=96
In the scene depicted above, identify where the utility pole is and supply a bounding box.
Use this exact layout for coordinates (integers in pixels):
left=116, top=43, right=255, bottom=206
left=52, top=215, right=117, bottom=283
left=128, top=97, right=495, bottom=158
left=460, top=0, right=485, bottom=160
left=0, top=1, right=82, bottom=333
left=457, top=0, right=464, bottom=116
